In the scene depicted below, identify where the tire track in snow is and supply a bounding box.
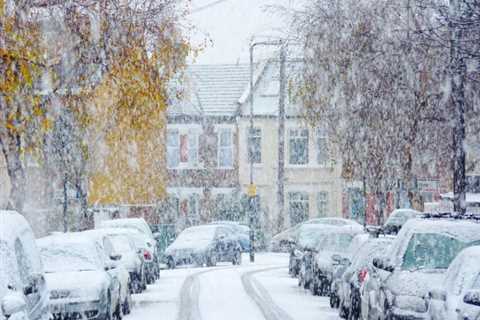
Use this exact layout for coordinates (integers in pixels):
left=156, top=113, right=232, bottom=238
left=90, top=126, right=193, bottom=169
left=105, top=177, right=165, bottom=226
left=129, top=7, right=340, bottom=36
left=242, top=267, right=294, bottom=320
left=176, top=266, right=233, bottom=320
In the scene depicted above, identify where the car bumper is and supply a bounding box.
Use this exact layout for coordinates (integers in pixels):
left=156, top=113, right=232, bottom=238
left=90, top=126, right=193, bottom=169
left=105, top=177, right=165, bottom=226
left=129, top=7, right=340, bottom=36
left=50, top=299, right=104, bottom=320
left=390, top=307, right=428, bottom=320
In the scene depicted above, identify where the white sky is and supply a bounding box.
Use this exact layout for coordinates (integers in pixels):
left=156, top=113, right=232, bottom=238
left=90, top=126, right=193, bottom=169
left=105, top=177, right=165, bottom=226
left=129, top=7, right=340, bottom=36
left=187, top=0, right=299, bottom=65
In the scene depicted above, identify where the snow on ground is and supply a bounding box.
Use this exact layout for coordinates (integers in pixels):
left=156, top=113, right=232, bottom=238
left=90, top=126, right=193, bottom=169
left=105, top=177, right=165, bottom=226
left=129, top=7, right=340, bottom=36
left=125, top=253, right=340, bottom=320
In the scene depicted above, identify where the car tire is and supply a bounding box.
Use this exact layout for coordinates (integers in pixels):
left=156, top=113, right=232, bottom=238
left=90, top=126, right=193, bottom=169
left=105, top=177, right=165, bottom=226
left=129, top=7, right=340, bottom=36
left=102, top=293, right=113, bottom=320
left=167, top=257, right=176, bottom=270
left=207, top=254, right=217, bottom=267
left=233, top=250, right=242, bottom=265
left=122, top=294, right=131, bottom=315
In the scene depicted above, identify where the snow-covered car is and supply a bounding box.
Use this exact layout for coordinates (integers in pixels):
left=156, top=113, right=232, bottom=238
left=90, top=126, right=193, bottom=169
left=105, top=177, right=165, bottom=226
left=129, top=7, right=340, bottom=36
left=165, top=225, right=242, bottom=268
left=37, top=234, right=122, bottom=320
left=304, top=217, right=364, bottom=232
left=310, top=227, right=365, bottom=297
left=98, top=218, right=160, bottom=281
left=81, top=230, right=132, bottom=315
left=338, top=237, right=393, bottom=320
left=372, top=218, right=480, bottom=320
left=382, top=208, right=420, bottom=235
left=209, top=221, right=251, bottom=252
left=330, top=233, right=370, bottom=307
left=97, top=219, right=159, bottom=283
left=0, top=210, right=50, bottom=320
left=428, top=246, right=480, bottom=320
left=92, top=229, right=146, bottom=293
left=270, top=225, right=300, bottom=253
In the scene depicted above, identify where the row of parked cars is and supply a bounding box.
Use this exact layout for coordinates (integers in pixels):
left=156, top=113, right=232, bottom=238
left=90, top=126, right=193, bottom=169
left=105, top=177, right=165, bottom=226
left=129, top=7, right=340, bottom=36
left=277, top=209, right=480, bottom=320
left=0, top=211, right=160, bottom=320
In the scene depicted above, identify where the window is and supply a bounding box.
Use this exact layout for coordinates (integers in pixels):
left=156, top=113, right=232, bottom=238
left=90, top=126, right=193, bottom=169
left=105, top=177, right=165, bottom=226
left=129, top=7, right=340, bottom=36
left=167, top=130, right=180, bottom=168
left=316, top=128, right=329, bottom=165
left=317, top=192, right=329, bottom=217
left=289, top=129, right=309, bottom=165
left=167, top=129, right=199, bottom=168
left=218, top=128, right=233, bottom=168
left=288, top=192, right=309, bottom=225
left=248, top=128, right=262, bottom=164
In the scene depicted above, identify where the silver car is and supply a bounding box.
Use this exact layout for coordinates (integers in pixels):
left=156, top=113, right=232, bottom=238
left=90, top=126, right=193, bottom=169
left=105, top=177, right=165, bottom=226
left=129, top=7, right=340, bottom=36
left=428, top=245, right=480, bottom=320
left=372, top=218, right=480, bottom=320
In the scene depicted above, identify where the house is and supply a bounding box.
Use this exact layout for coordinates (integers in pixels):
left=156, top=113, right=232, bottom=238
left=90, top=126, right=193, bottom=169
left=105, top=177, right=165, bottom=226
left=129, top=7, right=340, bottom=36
left=237, top=59, right=345, bottom=233
left=163, top=64, right=250, bottom=230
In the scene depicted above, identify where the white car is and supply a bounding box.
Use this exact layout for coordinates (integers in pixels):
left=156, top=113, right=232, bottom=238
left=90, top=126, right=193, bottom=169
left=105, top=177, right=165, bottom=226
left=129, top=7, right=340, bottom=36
left=97, top=218, right=159, bottom=281
left=37, top=234, right=122, bottom=320
left=81, top=231, right=132, bottom=315
left=428, top=246, right=480, bottom=320
left=0, top=210, right=50, bottom=320
left=94, top=228, right=146, bottom=293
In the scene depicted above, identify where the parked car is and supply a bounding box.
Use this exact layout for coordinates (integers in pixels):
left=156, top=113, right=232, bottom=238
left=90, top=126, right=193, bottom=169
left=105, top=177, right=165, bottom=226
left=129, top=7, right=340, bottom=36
left=338, top=237, right=393, bottom=320
left=98, top=219, right=160, bottom=281
left=428, top=246, right=480, bottom=320
left=0, top=210, right=49, bottom=320
left=372, top=217, right=480, bottom=320
left=295, top=225, right=338, bottom=288
left=150, top=224, right=176, bottom=261
left=310, top=227, right=365, bottom=297
left=164, top=225, right=242, bottom=268
left=93, top=229, right=146, bottom=293
left=37, top=234, right=122, bottom=320
left=330, top=233, right=370, bottom=308
left=382, top=208, right=420, bottom=235
left=209, top=221, right=251, bottom=252
left=270, top=225, right=301, bottom=253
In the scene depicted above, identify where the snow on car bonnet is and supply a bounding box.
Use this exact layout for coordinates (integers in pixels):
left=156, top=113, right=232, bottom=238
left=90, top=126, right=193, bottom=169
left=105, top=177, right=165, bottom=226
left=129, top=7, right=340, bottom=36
left=168, top=225, right=217, bottom=251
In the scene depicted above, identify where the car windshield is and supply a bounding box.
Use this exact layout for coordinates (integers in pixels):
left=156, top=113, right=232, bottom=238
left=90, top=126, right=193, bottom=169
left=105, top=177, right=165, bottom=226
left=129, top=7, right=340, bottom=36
left=40, top=243, right=101, bottom=273
left=110, top=235, right=134, bottom=253
left=321, top=233, right=354, bottom=252
left=351, top=241, right=391, bottom=270
left=402, top=233, right=479, bottom=271
left=297, top=229, right=324, bottom=248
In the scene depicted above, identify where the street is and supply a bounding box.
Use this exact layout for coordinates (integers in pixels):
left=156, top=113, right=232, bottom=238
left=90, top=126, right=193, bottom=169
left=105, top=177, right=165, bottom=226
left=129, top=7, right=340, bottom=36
left=125, top=253, right=340, bottom=320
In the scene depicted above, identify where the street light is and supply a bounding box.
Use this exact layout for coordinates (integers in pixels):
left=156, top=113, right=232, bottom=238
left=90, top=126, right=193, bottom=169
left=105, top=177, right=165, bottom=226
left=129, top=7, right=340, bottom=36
left=248, top=38, right=286, bottom=263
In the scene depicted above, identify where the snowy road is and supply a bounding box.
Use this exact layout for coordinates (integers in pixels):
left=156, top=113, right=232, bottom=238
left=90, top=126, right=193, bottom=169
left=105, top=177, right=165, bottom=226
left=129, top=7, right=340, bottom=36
left=124, top=253, right=340, bottom=320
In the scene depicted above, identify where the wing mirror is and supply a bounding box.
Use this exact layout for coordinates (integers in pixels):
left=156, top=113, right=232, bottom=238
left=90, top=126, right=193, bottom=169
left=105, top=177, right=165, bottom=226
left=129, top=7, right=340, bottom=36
left=428, top=288, right=447, bottom=301
left=110, top=254, right=122, bottom=261
left=464, top=290, right=480, bottom=307
left=105, top=261, right=117, bottom=271
left=1, top=291, right=27, bottom=319
left=373, top=257, right=394, bottom=272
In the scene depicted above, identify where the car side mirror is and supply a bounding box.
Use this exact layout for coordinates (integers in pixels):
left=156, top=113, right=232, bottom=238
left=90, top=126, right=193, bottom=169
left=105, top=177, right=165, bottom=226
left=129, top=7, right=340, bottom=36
left=1, top=292, right=27, bottom=318
left=105, top=261, right=117, bottom=271
left=464, top=290, right=480, bottom=306
left=341, top=258, right=351, bottom=266
left=110, top=254, right=122, bottom=261
left=373, top=257, right=394, bottom=272
left=429, top=288, right=447, bottom=301
left=332, top=254, right=342, bottom=263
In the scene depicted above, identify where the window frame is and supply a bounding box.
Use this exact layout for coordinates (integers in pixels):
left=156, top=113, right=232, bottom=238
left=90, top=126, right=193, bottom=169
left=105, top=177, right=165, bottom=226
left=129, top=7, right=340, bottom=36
left=316, top=128, right=329, bottom=166
left=247, top=127, right=262, bottom=164
left=288, top=191, right=310, bottom=225
left=217, top=127, right=234, bottom=169
left=288, top=128, right=309, bottom=165
left=317, top=192, right=329, bottom=217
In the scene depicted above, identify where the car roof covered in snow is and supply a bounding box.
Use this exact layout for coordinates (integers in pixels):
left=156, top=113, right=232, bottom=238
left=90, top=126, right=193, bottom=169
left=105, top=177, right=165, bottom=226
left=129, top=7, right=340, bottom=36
left=401, top=218, right=480, bottom=241
left=98, top=218, right=153, bottom=238
left=0, top=210, right=34, bottom=244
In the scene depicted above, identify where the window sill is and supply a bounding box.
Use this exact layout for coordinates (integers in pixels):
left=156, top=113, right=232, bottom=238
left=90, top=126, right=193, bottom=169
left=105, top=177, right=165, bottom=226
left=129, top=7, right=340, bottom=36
left=286, top=164, right=334, bottom=169
left=168, top=165, right=204, bottom=170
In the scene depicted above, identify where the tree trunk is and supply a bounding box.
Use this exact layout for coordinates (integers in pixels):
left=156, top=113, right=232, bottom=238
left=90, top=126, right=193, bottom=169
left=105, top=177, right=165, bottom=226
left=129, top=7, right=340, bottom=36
left=0, top=132, right=26, bottom=213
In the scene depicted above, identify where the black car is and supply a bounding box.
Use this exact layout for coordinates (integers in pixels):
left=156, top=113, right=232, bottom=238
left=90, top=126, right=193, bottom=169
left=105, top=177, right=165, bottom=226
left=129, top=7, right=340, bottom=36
left=164, top=224, right=242, bottom=268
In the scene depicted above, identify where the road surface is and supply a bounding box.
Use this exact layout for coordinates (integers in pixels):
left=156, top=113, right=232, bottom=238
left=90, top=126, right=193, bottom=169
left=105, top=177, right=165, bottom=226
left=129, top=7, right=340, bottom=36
left=124, top=253, right=340, bottom=320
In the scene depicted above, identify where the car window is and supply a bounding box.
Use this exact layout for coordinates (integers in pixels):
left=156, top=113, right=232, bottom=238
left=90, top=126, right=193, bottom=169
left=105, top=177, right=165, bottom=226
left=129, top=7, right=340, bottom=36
left=40, top=243, right=103, bottom=273
left=402, top=233, right=474, bottom=271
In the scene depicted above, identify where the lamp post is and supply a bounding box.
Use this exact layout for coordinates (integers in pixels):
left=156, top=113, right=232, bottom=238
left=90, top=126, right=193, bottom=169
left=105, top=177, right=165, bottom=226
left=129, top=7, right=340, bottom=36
left=248, top=39, right=286, bottom=263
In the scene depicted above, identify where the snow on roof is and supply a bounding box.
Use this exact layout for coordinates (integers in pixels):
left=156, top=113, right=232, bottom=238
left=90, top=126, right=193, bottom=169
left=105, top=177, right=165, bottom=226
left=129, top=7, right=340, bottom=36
left=170, top=64, right=251, bottom=117
left=403, top=218, right=480, bottom=242
left=0, top=210, right=33, bottom=245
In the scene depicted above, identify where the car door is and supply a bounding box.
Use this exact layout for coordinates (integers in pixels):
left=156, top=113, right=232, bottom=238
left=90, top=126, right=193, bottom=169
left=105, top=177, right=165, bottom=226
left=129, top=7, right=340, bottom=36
left=13, top=233, right=47, bottom=320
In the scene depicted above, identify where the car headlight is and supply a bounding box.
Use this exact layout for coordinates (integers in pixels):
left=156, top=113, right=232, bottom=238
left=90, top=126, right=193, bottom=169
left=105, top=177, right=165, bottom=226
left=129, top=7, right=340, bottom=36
left=394, top=295, right=428, bottom=313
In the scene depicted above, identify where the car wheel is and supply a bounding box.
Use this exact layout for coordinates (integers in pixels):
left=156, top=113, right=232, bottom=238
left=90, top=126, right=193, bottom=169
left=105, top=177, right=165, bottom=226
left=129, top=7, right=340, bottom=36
left=103, top=293, right=113, bottom=320
left=114, top=299, right=122, bottom=320
left=207, top=253, right=217, bottom=267
left=122, top=294, right=131, bottom=315
left=232, top=250, right=242, bottom=265
left=329, top=292, right=338, bottom=308
left=167, top=257, right=176, bottom=269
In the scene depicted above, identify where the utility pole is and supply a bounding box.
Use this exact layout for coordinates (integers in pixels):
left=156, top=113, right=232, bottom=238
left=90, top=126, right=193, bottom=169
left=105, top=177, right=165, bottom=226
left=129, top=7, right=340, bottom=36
left=248, top=39, right=284, bottom=263
left=277, top=43, right=286, bottom=232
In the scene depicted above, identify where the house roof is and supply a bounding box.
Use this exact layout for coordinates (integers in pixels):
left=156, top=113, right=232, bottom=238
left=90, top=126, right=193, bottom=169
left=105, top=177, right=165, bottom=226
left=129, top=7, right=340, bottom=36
left=170, top=64, right=252, bottom=117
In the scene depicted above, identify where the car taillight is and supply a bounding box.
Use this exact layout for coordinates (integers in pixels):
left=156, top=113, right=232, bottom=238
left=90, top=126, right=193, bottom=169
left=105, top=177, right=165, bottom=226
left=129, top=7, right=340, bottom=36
left=144, top=250, right=152, bottom=260
left=358, top=268, right=368, bottom=284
